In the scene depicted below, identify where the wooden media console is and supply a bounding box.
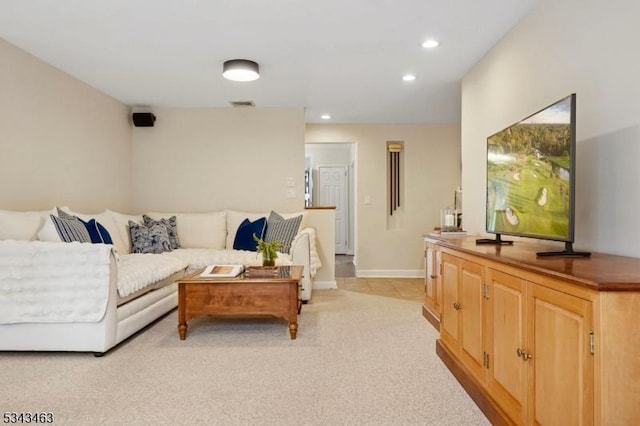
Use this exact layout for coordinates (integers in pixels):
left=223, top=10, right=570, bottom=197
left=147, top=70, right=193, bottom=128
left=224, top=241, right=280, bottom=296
left=422, top=235, right=640, bottom=425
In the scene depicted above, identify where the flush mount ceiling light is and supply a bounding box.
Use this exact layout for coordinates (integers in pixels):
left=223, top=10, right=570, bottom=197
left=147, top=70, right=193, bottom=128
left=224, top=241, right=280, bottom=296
left=422, top=39, right=439, bottom=49
left=321, top=114, right=332, bottom=120
left=222, top=59, right=260, bottom=82
left=402, top=74, right=417, bottom=81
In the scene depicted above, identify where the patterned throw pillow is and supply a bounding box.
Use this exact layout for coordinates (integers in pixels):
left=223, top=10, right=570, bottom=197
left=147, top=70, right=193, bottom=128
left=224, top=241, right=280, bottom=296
left=51, top=210, right=92, bottom=243
left=128, top=221, right=172, bottom=254
left=233, top=217, right=267, bottom=251
left=143, top=214, right=180, bottom=249
left=264, top=211, right=302, bottom=253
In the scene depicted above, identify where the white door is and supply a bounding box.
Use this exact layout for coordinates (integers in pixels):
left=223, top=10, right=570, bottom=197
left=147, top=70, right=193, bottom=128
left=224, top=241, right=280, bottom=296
left=319, top=165, right=348, bottom=254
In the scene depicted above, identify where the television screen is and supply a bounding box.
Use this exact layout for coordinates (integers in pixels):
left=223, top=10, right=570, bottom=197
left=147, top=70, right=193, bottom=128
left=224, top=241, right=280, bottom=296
left=485, top=94, right=576, bottom=242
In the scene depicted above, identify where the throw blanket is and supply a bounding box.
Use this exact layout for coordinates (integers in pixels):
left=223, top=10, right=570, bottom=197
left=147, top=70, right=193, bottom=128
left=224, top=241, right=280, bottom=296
left=294, top=228, right=322, bottom=277
left=117, top=253, right=187, bottom=298
left=0, top=241, right=113, bottom=323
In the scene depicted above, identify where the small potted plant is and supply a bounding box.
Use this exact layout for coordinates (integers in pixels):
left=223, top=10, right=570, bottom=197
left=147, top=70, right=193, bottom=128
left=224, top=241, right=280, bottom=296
left=253, top=234, right=283, bottom=267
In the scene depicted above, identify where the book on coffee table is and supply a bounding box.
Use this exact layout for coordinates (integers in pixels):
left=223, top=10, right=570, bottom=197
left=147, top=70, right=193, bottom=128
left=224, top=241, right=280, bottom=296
left=200, top=264, right=244, bottom=278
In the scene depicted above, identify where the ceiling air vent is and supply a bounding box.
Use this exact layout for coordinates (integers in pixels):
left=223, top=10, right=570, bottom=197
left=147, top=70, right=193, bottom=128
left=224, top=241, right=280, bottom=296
left=229, top=101, right=255, bottom=107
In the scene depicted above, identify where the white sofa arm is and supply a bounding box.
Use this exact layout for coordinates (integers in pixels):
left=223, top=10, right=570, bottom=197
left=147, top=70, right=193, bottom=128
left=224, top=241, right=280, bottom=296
left=290, top=228, right=315, bottom=302
left=0, top=241, right=116, bottom=324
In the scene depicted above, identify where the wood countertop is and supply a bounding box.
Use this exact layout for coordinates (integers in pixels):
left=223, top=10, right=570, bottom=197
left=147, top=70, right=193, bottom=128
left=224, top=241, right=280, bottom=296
left=424, top=234, right=640, bottom=292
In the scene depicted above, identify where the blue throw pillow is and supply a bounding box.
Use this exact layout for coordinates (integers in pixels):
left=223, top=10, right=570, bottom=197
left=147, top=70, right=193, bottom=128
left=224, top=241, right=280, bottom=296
left=233, top=217, right=266, bottom=251
left=82, top=218, right=114, bottom=245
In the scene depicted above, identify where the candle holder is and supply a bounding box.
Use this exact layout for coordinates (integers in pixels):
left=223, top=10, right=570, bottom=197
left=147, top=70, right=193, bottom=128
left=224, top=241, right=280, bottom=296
left=441, top=208, right=459, bottom=232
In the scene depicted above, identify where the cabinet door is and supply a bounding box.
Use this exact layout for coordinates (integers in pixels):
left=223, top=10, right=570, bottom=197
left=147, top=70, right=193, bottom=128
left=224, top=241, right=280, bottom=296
left=440, top=254, right=460, bottom=352
left=458, top=259, right=485, bottom=382
left=435, top=248, right=442, bottom=313
left=527, top=284, right=593, bottom=426
left=425, top=244, right=436, bottom=310
left=486, top=269, right=527, bottom=425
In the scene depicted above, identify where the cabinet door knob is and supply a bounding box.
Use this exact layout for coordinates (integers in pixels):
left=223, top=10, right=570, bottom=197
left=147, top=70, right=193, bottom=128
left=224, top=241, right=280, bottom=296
left=453, top=302, right=461, bottom=310
left=516, top=348, right=524, bottom=357
left=430, top=275, right=437, bottom=279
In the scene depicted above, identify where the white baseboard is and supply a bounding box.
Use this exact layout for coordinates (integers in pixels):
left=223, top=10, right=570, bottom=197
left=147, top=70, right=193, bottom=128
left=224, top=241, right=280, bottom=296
left=313, top=280, right=338, bottom=289
left=356, top=269, right=424, bottom=278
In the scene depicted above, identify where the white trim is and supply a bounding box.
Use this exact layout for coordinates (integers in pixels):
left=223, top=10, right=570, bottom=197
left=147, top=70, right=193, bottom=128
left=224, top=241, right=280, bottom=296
left=356, top=269, right=424, bottom=278
left=313, top=280, right=338, bottom=289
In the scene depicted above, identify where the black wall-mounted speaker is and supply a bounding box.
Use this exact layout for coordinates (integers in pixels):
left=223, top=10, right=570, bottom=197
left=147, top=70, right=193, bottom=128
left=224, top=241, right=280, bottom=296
left=132, top=112, right=156, bottom=127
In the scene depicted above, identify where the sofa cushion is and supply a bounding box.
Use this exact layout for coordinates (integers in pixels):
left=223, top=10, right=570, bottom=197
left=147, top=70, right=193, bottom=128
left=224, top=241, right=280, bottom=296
left=233, top=217, right=266, bottom=251
left=146, top=212, right=226, bottom=249
left=143, top=214, right=180, bottom=249
left=264, top=211, right=303, bottom=253
left=129, top=221, right=172, bottom=254
left=0, top=209, right=44, bottom=241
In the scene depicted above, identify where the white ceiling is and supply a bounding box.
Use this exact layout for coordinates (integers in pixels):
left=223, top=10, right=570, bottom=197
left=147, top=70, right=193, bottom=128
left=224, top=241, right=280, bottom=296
left=0, top=0, right=536, bottom=124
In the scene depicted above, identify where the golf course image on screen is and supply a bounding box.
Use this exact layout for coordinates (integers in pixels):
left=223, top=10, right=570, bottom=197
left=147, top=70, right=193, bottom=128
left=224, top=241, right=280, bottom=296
left=486, top=96, right=573, bottom=241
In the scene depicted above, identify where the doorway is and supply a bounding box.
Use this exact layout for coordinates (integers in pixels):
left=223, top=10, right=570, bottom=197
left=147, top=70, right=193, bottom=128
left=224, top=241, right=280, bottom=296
left=305, top=142, right=356, bottom=259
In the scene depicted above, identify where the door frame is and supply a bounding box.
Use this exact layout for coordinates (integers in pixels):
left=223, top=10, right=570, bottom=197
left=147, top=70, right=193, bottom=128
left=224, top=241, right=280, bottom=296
left=304, top=142, right=356, bottom=257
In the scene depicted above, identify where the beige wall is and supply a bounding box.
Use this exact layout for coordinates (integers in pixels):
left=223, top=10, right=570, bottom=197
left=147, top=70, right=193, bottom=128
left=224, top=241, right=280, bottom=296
left=461, top=0, right=640, bottom=257
left=130, top=107, right=305, bottom=213
left=130, top=110, right=337, bottom=284
left=306, top=123, right=461, bottom=276
left=0, top=39, right=132, bottom=213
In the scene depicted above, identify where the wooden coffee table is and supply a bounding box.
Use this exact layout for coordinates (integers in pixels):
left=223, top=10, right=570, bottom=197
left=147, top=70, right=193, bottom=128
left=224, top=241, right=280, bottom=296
left=177, top=265, right=303, bottom=340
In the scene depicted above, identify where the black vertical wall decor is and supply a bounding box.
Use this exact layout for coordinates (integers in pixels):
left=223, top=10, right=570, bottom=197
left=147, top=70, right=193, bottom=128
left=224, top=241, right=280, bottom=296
left=387, top=142, right=403, bottom=215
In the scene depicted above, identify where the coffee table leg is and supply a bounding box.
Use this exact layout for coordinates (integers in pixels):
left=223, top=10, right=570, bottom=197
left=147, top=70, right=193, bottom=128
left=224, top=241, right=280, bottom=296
left=178, top=283, right=188, bottom=340
left=178, top=322, right=187, bottom=340
left=288, top=321, right=298, bottom=340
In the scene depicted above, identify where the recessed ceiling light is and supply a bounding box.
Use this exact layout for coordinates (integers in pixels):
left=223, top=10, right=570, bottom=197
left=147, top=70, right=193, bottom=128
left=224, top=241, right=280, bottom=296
left=422, top=39, right=439, bottom=49
left=321, top=114, right=332, bottom=120
left=402, top=74, right=417, bottom=82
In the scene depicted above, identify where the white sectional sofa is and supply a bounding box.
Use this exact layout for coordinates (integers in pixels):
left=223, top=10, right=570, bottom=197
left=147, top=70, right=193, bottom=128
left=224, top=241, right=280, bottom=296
left=0, top=208, right=320, bottom=354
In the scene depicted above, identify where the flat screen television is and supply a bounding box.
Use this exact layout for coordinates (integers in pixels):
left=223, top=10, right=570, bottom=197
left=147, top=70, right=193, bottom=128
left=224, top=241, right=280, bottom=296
left=477, top=93, right=589, bottom=257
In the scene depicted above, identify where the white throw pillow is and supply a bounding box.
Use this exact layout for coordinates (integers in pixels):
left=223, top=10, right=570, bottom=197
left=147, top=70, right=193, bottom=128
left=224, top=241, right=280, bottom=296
left=0, top=209, right=44, bottom=241
left=37, top=216, right=61, bottom=242
left=147, top=211, right=226, bottom=249
left=106, top=210, right=143, bottom=254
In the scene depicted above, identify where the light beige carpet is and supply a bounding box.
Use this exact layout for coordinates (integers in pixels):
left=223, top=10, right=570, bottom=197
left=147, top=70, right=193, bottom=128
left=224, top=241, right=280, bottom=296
left=1, top=289, right=489, bottom=425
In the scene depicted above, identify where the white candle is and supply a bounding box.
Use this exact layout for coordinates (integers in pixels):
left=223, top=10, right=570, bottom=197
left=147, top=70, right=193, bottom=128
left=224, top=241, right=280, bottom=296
left=445, top=214, right=454, bottom=227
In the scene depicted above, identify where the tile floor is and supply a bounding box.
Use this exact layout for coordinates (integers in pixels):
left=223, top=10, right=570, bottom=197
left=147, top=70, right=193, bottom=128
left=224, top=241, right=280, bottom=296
left=334, top=255, right=425, bottom=303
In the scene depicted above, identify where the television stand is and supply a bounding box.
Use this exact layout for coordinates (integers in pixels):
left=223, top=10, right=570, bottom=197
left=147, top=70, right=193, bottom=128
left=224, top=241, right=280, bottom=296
left=476, top=234, right=513, bottom=246
left=537, top=242, right=591, bottom=257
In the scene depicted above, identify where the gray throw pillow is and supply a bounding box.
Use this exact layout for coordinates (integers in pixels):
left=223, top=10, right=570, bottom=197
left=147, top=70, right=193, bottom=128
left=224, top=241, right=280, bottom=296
left=51, top=209, right=91, bottom=243
left=129, top=220, right=172, bottom=254
left=143, top=214, right=180, bottom=249
left=264, top=211, right=302, bottom=253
